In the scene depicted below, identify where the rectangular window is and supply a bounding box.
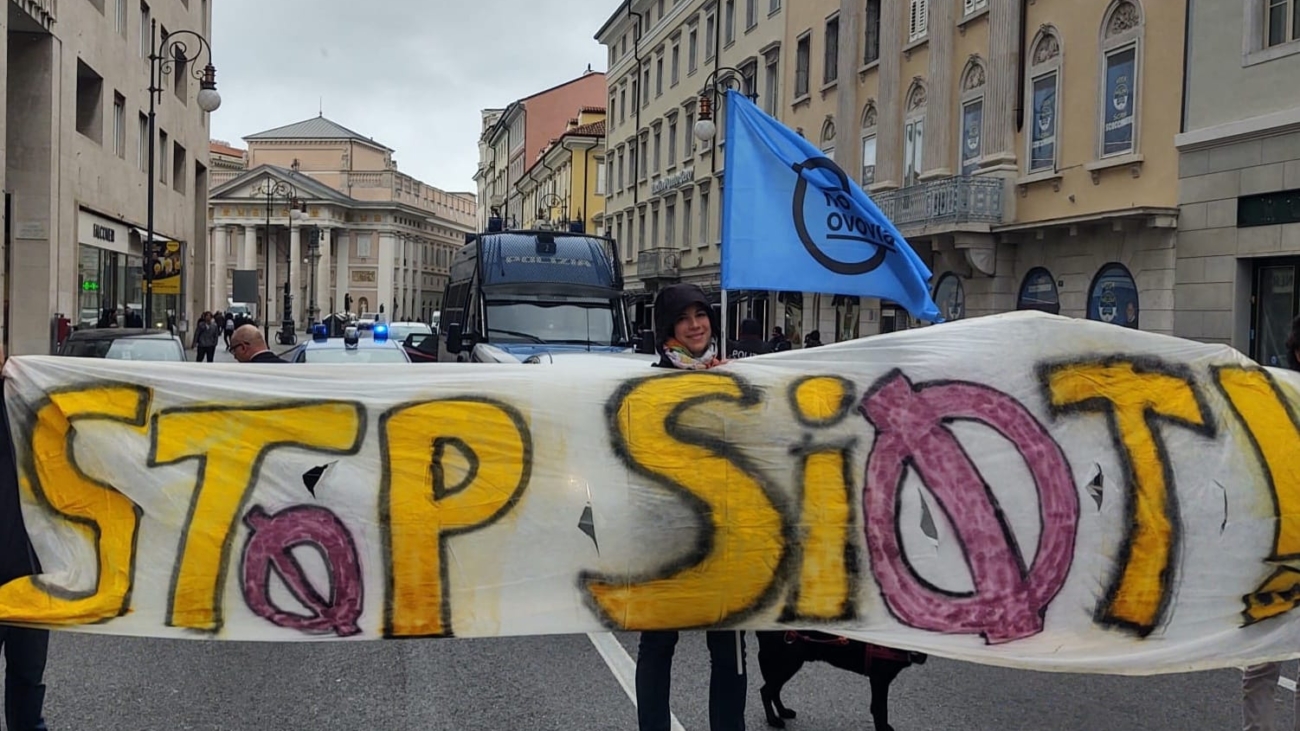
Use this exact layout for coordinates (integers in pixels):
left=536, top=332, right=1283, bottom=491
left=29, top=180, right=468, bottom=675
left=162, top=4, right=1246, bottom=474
left=904, top=118, right=924, bottom=186
left=630, top=141, right=639, bottom=181
left=618, top=149, right=625, bottom=188
left=117, top=0, right=128, bottom=36
left=700, top=189, right=711, bottom=244
left=652, top=206, right=660, bottom=247
left=706, top=15, right=716, bottom=59
left=685, top=110, right=696, bottom=155
left=138, top=112, right=149, bottom=171
left=864, top=0, right=881, bottom=64
left=656, top=57, right=664, bottom=96
left=824, top=17, right=840, bottom=84
left=1101, top=46, right=1137, bottom=157
left=1238, top=189, right=1300, bottom=227
left=632, top=79, right=639, bottom=110
left=668, top=119, right=678, bottom=163
left=908, top=0, right=928, bottom=42
left=620, top=88, right=627, bottom=123
left=741, top=61, right=758, bottom=105
left=654, top=129, right=662, bottom=173
left=963, top=0, right=987, bottom=14
left=172, top=142, right=186, bottom=193
left=671, top=44, right=680, bottom=85
left=638, top=210, right=647, bottom=254
left=600, top=159, right=609, bottom=195
left=357, top=233, right=372, bottom=258
left=725, top=0, right=736, bottom=44
left=960, top=100, right=983, bottom=175
left=666, top=201, right=677, bottom=246
left=643, top=68, right=651, bottom=106
left=764, top=52, right=780, bottom=115
left=689, top=28, right=699, bottom=72
left=1030, top=72, right=1058, bottom=172
left=113, top=93, right=126, bottom=158
left=641, top=135, right=649, bottom=179
left=139, top=1, right=151, bottom=57
left=795, top=35, right=811, bottom=97
left=770, top=0, right=780, bottom=13
left=682, top=196, right=693, bottom=247
left=1266, top=0, right=1299, bottom=47
left=75, top=60, right=105, bottom=144
left=861, top=135, right=876, bottom=185
left=746, top=0, right=756, bottom=29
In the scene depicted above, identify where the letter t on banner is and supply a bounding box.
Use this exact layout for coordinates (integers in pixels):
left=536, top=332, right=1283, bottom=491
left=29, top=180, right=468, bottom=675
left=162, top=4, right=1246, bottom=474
left=719, top=90, right=941, bottom=322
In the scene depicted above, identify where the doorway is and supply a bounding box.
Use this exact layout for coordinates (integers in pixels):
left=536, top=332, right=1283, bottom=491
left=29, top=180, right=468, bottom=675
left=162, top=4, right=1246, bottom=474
left=1252, top=257, right=1300, bottom=367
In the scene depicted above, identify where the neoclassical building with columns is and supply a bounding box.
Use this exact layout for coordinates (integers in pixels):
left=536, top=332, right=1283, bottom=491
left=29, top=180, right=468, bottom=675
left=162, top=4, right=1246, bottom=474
left=207, top=117, right=476, bottom=324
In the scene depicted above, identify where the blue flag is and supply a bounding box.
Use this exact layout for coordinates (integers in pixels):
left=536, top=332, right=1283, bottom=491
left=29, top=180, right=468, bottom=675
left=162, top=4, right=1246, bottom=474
left=720, top=90, right=941, bottom=322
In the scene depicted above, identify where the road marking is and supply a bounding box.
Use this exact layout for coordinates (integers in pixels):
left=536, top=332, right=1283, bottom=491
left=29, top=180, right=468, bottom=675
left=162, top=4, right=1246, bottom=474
left=587, top=632, right=687, bottom=731
left=1280, top=677, right=1296, bottom=692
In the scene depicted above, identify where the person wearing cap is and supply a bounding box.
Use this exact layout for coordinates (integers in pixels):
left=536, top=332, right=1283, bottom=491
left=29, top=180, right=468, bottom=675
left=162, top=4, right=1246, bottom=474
left=727, top=318, right=772, bottom=360
left=635, top=283, right=747, bottom=731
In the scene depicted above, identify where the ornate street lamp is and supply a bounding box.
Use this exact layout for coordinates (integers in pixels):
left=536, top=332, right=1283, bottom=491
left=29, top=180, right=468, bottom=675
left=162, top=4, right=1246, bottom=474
left=692, top=67, right=758, bottom=174
left=253, top=179, right=304, bottom=342
left=144, top=21, right=221, bottom=329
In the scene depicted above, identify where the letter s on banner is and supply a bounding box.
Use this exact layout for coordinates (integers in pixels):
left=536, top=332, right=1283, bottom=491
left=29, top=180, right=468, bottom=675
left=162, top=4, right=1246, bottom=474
left=583, top=372, right=787, bottom=630
left=0, top=387, right=149, bottom=624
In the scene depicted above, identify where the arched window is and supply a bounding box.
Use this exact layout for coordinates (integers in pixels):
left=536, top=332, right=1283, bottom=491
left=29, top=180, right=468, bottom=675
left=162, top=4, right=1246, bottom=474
left=860, top=101, right=878, bottom=186
left=1017, top=267, right=1060, bottom=314
left=1087, top=262, right=1139, bottom=328
left=1099, top=0, right=1143, bottom=159
left=820, top=118, right=836, bottom=158
left=904, top=79, right=927, bottom=186
left=357, top=297, right=370, bottom=315
left=959, top=57, right=986, bottom=176
left=934, top=272, right=966, bottom=321
left=1025, top=27, right=1062, bottom=174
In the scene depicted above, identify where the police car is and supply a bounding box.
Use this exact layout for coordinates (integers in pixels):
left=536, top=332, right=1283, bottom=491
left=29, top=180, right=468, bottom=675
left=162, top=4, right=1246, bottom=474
left=281, top=323, right=412, bottom=363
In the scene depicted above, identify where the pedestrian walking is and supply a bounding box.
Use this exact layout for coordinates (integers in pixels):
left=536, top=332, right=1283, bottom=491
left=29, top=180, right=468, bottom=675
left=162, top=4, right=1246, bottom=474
left=192, top=312, right=220, bottom=363
left=635, top=283, right=747, bottom=731
left=1242, top=314, right=1300, bottom=731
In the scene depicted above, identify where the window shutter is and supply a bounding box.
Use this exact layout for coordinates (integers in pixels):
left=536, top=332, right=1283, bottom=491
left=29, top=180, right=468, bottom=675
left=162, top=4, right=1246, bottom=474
left=964, top=0, right=975, bottom=14
left=909, top=0, right=919, bottom=40
left=918, top=0, right=929, bottom=36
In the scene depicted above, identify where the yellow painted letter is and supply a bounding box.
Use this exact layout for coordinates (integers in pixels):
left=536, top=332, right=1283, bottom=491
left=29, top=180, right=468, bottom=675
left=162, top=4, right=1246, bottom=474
left=0, top=387, right=148, bottom=624
left=1215, top=367, right=1300, bottom=624
left=1047, top=361, right=1210, bottom=636
left=584, top=373, right=785, bottom=630
left=380, top=399, right=530, bottom=638
left=152, top=402, right=363, bottom=631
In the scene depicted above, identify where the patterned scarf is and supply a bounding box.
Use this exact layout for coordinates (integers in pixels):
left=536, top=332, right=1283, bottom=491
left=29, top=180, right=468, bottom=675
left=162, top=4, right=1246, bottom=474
left=662, top=338, right=721, bottom=370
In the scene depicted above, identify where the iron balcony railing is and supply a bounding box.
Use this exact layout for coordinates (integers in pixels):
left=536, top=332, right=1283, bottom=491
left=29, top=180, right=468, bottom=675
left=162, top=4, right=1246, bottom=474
left=872, top=176, right=1004, bottom=228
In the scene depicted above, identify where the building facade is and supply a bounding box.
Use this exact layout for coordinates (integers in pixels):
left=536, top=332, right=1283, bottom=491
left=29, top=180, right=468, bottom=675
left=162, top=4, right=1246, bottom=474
left=595, top=0, right=787, bottom=336
left=207, top=116, right=476, bottom=326
left=518, top=109, right=607, bottom=234
left=2, top=0, right=216, bottom=354
left=778, top=0, right=1185, bottom=342
left=1175, top=0, right=1300, bottom=366
left=473, top=109, right=505, bottom=232
left=477, top=70, right=608, bottom=228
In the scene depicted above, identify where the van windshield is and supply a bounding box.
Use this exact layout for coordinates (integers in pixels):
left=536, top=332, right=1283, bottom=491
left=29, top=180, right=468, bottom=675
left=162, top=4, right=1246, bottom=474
left=485, top=300, right=618, bottom=345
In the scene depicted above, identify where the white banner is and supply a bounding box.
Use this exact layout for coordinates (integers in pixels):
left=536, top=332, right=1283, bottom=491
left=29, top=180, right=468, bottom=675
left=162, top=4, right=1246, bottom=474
left=2, top=311, right=1300, bottom=675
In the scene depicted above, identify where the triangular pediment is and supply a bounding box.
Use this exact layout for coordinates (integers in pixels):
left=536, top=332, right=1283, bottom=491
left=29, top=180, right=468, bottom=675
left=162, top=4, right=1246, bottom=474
left=211, top=165, right=352, bottom=204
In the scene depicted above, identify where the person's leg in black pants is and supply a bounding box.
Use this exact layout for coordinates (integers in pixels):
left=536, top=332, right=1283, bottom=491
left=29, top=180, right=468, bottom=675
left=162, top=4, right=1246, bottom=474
left=1, top=625, right=49, bottom=731
left=706, top=630, right=747, bottom=731
left=636, top=630, right=679, bottom=731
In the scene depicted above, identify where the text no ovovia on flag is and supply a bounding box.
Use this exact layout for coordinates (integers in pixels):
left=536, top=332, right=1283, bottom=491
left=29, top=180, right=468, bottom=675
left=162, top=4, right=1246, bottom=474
left=720, top=89, right=940, bottom=322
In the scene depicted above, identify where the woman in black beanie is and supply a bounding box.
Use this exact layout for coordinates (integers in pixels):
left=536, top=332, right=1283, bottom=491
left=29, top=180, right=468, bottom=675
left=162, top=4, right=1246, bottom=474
left=635, top=283, right=747, bottom=731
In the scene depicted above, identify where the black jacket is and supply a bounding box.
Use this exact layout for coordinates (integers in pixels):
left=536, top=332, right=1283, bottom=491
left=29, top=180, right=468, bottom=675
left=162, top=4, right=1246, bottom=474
left=727, top=337, right=772, bottom=359
left=250, top=351, right=288, bottom=363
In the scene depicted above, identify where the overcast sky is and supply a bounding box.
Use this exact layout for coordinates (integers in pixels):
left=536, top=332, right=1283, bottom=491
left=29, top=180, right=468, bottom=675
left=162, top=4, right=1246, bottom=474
left=208, top=0, right=617, bottom=193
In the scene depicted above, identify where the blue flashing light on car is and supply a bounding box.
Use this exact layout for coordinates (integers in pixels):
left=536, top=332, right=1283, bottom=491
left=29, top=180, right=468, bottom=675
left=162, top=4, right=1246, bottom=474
left=372, top=323, right=388, bottom=343
left=312, top=324, right=328, bottom=342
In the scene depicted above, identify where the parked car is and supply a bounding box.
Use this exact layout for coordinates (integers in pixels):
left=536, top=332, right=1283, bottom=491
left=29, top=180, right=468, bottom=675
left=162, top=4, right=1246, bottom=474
left=281, top=324, right=411, bottom=363
left=385, top=321, right=438, bottom=363
left=58, top=328, right=187, bottom=361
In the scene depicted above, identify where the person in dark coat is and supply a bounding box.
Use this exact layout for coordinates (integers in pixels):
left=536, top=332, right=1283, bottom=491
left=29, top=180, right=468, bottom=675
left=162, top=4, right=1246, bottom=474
left=230, top=325, right=286, bottom=363
left=727, top=318, right=771, bottom=360
left=636, top=283, right=747, bottom=731
left=0, top=345, right=50, bottom=731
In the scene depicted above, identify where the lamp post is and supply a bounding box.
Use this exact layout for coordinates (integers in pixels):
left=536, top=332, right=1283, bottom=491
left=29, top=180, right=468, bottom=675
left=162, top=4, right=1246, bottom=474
left=253, top=179, right=303, bottom=342
left=305, top=226, right=321, bottom=329
left=537, top=192, right=563, bottom=229
left=691, top=67, right=758, bottom=344
left=144, top=20, right=221, bottom=330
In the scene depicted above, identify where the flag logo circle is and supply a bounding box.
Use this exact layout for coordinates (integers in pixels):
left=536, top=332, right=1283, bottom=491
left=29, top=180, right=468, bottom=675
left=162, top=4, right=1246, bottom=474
left=790, top=157, right=891, bottom=276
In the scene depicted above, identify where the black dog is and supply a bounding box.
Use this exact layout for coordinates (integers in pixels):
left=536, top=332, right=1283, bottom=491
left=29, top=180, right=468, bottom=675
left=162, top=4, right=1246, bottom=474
left=756, top=630, right=926, bottom=731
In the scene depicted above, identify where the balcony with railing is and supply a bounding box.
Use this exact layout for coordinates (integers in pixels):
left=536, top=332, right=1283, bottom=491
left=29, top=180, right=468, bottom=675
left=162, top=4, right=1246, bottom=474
left=636, top=248, right=680, bottom=283
left=11, top=0, right=56, bottom=30
left=872, top=176, right=1004, bottom=232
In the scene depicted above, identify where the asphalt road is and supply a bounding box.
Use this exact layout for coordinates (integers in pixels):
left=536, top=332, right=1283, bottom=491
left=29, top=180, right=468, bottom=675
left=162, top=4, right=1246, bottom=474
left=35, top=629, right=1258, bottom=730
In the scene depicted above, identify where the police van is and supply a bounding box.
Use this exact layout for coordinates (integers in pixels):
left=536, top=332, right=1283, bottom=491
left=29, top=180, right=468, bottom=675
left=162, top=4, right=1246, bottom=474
left=437, top=226, right=641, bottom=363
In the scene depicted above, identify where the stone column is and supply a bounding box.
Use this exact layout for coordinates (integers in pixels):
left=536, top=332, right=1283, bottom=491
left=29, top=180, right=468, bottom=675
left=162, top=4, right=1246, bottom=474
left=836, top=0, right=861, bottom=173
left=412, top=240, right=423, bottom=321
left=874, top=0, right=906, bottom=190
left=981, top=0, right=1023, bottom=170
left=242, top=224, right=256, bottom=270
left=378, top=231, right=396, bottom=319
left=317, top=226, right=332, bottom=317
left=266, top=228, right=277, bottom=320
left=289, top=223, right=301, bottom=324
left=213, top=225, right=229, bottom=309
left=335, top=230, right=351, bottom=313
left=922, top=0, right=955, bottom=178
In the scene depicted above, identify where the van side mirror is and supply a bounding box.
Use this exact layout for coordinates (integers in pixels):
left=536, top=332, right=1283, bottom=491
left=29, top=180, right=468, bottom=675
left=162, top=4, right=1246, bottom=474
left=635, top=329, right=656, bottom=355
left=446, top=322, right=464, bottom=354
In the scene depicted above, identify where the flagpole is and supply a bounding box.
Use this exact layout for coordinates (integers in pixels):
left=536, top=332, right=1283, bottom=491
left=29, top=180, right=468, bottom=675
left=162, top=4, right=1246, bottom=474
left=721, top=289, right=729, bottom=350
